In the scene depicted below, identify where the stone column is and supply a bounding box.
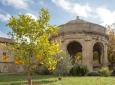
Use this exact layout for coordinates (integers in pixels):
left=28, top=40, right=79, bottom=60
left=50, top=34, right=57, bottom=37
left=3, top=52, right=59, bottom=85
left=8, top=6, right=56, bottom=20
left=103, top=44, right=108, bottom=66
left=82, top=40, right=93, bottom=71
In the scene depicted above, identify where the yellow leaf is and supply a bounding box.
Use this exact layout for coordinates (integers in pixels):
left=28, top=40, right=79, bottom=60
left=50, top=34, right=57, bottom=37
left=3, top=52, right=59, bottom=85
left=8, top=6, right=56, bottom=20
left=2, top=56, right=8, bottom=62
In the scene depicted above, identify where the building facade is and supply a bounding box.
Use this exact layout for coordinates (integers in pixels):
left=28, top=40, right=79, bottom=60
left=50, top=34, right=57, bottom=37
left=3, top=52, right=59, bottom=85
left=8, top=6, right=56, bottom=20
left=55, top=17, right=108, bottom=71
left=0, top=37, right=24, bottom=73
left=0, top=17, right=109, bottom=72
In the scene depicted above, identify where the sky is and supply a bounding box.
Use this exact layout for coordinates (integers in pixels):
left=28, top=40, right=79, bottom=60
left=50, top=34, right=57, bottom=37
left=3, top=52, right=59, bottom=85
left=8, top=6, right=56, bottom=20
left=0, top=0, right=115, bottom=38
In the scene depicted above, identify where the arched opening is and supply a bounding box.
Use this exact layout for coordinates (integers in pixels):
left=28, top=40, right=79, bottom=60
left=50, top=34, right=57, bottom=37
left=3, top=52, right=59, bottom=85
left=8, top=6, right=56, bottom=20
left=93, top=42, right=104, bottom=69
left=67, top=41, right=82, bottom=64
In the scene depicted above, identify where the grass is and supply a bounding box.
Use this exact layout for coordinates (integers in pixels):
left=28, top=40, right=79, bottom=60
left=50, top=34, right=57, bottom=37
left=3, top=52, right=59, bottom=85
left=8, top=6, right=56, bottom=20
left=0, top=73, right=115, bottom=85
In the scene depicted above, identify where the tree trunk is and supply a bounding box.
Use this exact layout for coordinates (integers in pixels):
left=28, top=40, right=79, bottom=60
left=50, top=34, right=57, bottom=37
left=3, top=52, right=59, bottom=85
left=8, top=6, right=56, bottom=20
left=27, top=72, right=32, bottom=85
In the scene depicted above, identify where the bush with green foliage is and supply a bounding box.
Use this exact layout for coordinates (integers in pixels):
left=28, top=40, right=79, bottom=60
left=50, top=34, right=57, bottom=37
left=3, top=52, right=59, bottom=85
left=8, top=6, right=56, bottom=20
left=34, top=65, right=52, bottom=75
left=69, top=65, right=88, bottom=76
left=111, top=70, right=115, bottom=76
left=54, top=53, right=72, bottom=75
left=98, top=67, right=110, bottom=76
left=87, top=71, right=100, bottom=76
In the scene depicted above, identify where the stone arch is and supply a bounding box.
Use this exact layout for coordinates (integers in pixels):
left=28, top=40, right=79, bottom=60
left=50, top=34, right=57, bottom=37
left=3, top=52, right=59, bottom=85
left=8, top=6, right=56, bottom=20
left=67, top=41, right=82, bottom=64
left=93, top=42, right=104, bottom=69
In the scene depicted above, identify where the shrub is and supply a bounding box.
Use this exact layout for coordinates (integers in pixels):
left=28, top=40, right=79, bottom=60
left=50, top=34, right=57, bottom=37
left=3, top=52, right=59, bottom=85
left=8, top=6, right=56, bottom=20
left=69, top=65, right=88, bottom=76
left=98, top=67, right=110, bottom=76
left=54, top=53, right=72, bottom=76
left=34, top=65, right=52, bottom=75
left=87, top=71, right=100, bottom=76
left=111, top=70, right=115, bottom=76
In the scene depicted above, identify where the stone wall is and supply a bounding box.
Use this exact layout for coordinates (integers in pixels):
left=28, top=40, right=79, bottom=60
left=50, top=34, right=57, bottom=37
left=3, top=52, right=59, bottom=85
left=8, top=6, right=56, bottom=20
left=0, top=62, right=24, bottom=73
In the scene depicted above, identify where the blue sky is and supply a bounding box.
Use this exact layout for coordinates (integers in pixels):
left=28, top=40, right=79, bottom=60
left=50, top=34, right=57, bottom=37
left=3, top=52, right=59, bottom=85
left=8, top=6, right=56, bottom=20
left=0, top=0, right=115, bottom=38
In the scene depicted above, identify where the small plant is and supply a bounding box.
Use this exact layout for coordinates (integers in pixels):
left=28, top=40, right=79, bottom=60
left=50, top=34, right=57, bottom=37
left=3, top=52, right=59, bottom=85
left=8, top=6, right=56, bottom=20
left=111, top=70, right=115, bottom=76
left=87, top=71, right=100, bottom=76
left=34, top=65, right=52, bottom=75
left=69, top=65, right=88, bottom=76
left=98, top=66, right=110, bottom=76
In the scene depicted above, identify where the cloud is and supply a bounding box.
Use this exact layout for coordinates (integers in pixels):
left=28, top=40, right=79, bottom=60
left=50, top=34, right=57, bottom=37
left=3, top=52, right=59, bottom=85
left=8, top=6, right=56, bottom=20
left=52, top=0, right=92, bottom=17
left=0, top=12, right=11, bottom=22
left=25, top=13, right=37, bottom=20
left=96, top=7, right=115, bottom=25
left=39, top=0, right=45, bottom=6
left=52, top=0, right=115, bottom=25
left=0, top=0, right=29, bottom=9
left=0, top=31, right=9, bottom=38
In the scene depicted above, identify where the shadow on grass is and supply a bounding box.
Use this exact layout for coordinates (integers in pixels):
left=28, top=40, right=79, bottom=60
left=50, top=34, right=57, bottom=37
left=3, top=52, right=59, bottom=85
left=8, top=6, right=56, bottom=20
left=0, top=73, right=57, bottom=83
left=34, top=79, right=57, bottom=84
left=0, top=79, right=57, bottom=85
left=8, top=79, right=57, bottom=85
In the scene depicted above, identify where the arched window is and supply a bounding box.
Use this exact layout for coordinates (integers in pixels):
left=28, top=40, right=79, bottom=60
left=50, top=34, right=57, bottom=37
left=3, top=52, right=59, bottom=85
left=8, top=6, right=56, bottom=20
left=93, top=42, right=104, bottom=68
left=67, top=41, right=82, bottom=64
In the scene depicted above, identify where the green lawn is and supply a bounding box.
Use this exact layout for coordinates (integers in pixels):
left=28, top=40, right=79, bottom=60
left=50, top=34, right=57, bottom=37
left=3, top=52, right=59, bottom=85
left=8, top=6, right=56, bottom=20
left=0, top=73, right=115, bottom=85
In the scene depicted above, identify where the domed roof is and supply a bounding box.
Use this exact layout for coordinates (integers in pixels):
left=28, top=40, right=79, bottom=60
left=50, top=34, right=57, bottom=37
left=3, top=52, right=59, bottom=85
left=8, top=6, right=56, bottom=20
left=66, top=16, right=91, bottom=24
left=60, top=17, right=106, bottom=36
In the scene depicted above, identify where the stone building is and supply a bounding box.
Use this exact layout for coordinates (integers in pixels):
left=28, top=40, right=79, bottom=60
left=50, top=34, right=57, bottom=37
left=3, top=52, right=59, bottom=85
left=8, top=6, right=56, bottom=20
left=55, top=17, right=108, bottom=71
left=0, top=37, right=24, bottom=73
left=0, top=17, right=109, bottom=72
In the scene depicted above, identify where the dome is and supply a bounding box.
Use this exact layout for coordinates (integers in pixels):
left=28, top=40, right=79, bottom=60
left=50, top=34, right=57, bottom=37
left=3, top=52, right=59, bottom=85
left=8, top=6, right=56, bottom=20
left=60, top=17, right=106, bottom=36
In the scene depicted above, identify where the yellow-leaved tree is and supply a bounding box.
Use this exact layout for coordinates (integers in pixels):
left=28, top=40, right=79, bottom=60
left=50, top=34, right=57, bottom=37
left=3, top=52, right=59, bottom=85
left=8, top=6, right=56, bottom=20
left=107, top=25, right=115, bottom=64
left=7, top=8, right=61, bottom=85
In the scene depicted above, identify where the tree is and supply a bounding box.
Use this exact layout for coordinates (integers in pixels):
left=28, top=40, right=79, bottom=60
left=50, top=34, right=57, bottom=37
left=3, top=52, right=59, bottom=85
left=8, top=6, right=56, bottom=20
left=107, top=25, right=115, bottom=64
left=7, top=8, right=61, bottom=85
